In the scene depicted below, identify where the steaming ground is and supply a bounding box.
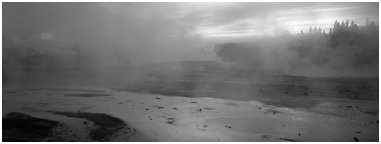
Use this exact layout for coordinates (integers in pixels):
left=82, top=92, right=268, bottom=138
left=2, top=61, right=379, bottom=142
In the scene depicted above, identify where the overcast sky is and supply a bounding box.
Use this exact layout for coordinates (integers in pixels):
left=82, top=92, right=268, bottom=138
left=3, top=2, right=379, bottom=64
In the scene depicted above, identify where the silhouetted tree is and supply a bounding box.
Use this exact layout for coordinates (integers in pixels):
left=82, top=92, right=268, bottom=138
left=291, top=18, right=378, bottom=70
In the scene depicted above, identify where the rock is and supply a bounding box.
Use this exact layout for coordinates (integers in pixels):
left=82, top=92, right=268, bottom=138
left=154, top=106, right=164, bottom=109
left=354, top=137, right=359, bottom=142
left=167, top=118, right=175, bottom=124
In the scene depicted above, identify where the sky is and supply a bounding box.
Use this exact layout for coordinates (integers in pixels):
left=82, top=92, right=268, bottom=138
left=3, top=2, right=379, bottom=64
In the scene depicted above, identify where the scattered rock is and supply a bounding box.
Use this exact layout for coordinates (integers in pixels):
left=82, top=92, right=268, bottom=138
left=203, top=125, right=208, bottom=128
left=356, top=131, right=361, bottom=133
left=279, top=138, right=297, bottom=142
left=155, top=97, right=161, bottom=100
left=347, top=106, right=353, bottom=108
left=49, top=111, right=129, bottom=141
left=154, top=106, right=164, bottom=109
left=197, top=108, right=202, bottom=112
left=172, top=108, right=178, bottom=110
left=167, top=118, right=175, bottom=125
left=225, top=126, right=232, bottom=128
left=354, top=137, right=359, bottom=142
left=298, top=133, right=301, bottom=136
left=264, top=109, right=281, bottom=115
left=145, top=108, right=149, bottom=111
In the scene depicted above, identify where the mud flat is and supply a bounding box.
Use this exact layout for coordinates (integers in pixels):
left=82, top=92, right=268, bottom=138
left=49, top=111, right=130, bottom=141
left=2, top=86, right=379, bottom=142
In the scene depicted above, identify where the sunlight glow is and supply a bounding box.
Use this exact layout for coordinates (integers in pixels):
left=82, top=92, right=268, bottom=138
left=185, top=3, right=378, bottom=38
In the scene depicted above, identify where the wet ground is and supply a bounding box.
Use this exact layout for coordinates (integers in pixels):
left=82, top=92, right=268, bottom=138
left=2, top=85, right=379, bottom=142
left=2, top=65, right=379, bottom=141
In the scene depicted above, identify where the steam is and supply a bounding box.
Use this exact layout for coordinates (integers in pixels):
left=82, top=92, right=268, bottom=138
left=2, top=3, right=379, bottom=86
left=214, top=20, right=379, bottom=77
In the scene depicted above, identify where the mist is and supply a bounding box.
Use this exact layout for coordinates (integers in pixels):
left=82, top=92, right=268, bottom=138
left=3, top=3, right=215, bottom=85
left=3, top=3, right=213, bottom=66
left=2, top=2, right=379, bottom=142
left=214, top=19, right=379, bottom=77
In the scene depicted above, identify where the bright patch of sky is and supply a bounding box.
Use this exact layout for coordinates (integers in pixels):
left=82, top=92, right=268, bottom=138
left=170, top=3, right=378, bottom=38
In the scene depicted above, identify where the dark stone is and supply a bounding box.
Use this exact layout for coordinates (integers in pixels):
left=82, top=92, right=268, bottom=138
left=354, top=137, right=359, bottom=142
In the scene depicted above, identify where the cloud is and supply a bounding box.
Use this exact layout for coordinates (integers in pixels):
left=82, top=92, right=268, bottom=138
left=40, top=33, right=54, bottom=41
